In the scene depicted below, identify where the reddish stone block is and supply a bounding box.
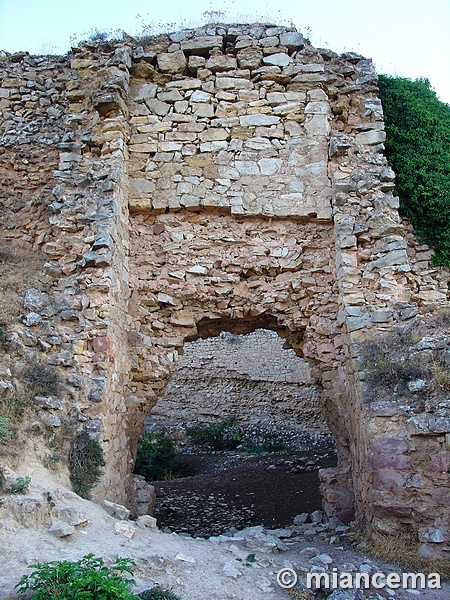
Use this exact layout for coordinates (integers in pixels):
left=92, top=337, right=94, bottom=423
left=371, top=436, right=409, bottom=454
left=373, top=504, right=412, bottom=518
left=429, top=451, right=450, bottom=472
left=92, top=336, right=110, bottom=353
left=373, top=468, right=406, bottom=489
left=370, top=454, right=411, bottom=469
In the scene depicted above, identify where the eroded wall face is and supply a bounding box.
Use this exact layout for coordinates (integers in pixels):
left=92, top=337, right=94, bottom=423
left=1, top=24, right=449, bottom=554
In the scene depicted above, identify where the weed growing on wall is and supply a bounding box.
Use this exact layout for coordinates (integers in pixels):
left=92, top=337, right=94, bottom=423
left=68, top=432, right=105, bottom=499
left=22, top=363, right=63, bottom=398
left=0, top=417, right=12, bottom=445
left=4, top=475, right=31, bottom=495
left=378, top=76, right=450, bottom=265
left=0, top=243, right=43, bottom=329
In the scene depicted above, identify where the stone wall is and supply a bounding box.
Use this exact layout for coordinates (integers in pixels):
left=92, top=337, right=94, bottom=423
left=1, top=24, right=449, bottom=556
left=150, top=329, right=325, bottom=430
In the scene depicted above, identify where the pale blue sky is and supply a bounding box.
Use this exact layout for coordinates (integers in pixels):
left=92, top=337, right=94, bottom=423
left=0, top=0, right=449, bottom=103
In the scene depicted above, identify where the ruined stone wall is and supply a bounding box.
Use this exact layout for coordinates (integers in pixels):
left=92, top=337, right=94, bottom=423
left=150, top=327, right=325, bottom=431
left=1, top=24, right=449, bottom=555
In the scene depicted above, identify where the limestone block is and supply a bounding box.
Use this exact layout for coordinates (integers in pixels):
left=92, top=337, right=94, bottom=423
left=355, top=130, right=386, bottom=145
left=206, top=55, right=237, bottom=72
left=145, top=98, right=170, bottom=116
left=114, top=520, right=137, bottom=539
left=180, top=35, right=223, bottom=53
left=235, top=161, right=260, bottom=175
left=263, top=53, right=292, bottom=67
left=52, top=504, right=88, bottom=526
left=129, top=196, right=152, bottom=213
left=279, top=31, right=305, bottom=50
left=239, top=114, right=280, bottom=127
left=102, top=499, right=131, bottom=520
left=236, top=47, right=263, bottom=70
left=305, top=114, right=330, bottom=137
left=137, top=515, right=157, bottom=528
left=157, top=50, right=187, bottom=74
left=129, top=83, right=157, bottom=102
left=258, top=158, right=282, bottom=175
left=33, top=396, right=62, bottom=410
left=24, top=288, right=50, bottom=312
left=216, top=77, right=253, bottom=90
left=49, top=521, right=75, bottom=538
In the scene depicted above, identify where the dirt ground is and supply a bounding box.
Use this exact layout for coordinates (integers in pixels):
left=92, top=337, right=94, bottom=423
left=154, top=450, right=337, bottom=537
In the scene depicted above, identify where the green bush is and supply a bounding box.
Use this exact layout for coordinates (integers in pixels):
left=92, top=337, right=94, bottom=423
left=187, top=418, right=242, bottom=451
left=15, top=554, right=136, bottom=599
left=4, top=475, right=31, bottom=495
left=378, top=75, right=450, bottom=265
left=134, top=433, right=183, bottom=482
left=0, top=416, right=12, bottom=445
left=68, top=432, right=105, bottom=499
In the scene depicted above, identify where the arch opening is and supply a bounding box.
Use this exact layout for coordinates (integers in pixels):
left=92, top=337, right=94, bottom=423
left=135, top=323, right=339, bottom=536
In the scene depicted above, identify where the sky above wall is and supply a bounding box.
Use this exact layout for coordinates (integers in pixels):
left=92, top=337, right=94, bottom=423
left=0, top=0, right=449, bottom=104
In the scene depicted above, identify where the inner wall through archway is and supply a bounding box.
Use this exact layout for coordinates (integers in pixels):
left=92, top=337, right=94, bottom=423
left=139, top=329, right=337, bottom=536
left=152, top=329, right=327, bottom=431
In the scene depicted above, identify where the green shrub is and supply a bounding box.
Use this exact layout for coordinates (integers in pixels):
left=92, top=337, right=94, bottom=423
left=0, top=416, right=12, bottom=445
left=15, top=554, right=136, bottom=599
left=5, top=475, right=31, bottom=494
left=68, top=432, right=105, bottom=499
left=187, top=418, right=242, bottom=451
left=378, top=75, right=450, bottom=265
left=134, top=433, right=183, bottom=482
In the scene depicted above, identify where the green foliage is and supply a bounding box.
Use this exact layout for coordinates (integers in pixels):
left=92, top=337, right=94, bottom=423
left=0, top=416, right=12, bottom=445
left=187, top=418, right=242, bottom=451
left=22, top=363, right=63, bottom=397
left=68, top=432, right=105, bottom=499
left=245, top=440, right=290, bottom=454
left=378, top=75, right=450, bottom=265
left=5, top=475, right=31, bottom=494
left=134, top=433, right=183, bottom=482
left=15, top=554, right=136, bottom=599
left=139, top=588, right=182, bottom=600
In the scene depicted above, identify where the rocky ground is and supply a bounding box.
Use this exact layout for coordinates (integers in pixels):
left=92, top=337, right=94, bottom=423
left=146, top=420, right=337, bottom=537
left=0, top=465, right=449, bottom=600
left=3, top=422, right=447, bottom=600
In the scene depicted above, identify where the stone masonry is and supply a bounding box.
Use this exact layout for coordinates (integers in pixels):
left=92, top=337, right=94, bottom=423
left=0, top=24, right=449, bottom=555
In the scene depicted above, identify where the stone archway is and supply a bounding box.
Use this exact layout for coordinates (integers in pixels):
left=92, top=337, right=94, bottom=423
left=125, top=210, right=356, bottom=522
left=3, top=22, right=447, bottom=554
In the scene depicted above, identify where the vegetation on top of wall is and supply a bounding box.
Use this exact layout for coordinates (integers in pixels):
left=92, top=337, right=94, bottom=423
left=378, top=75, right=450, bottom=265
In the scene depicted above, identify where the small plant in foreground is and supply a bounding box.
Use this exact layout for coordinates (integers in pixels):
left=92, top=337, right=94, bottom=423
left=5, top=475, right=31, bottom=494
left=68, top=431, right=105, bottom=499
left=15, top=554, right=136, bottom=599
left=187, top=418, right=242, bottom=451
left=134, top=432, right=183, bottom=482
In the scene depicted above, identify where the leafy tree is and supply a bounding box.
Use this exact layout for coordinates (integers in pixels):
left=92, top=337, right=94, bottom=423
left=378, top=75, right=450, bottom=265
